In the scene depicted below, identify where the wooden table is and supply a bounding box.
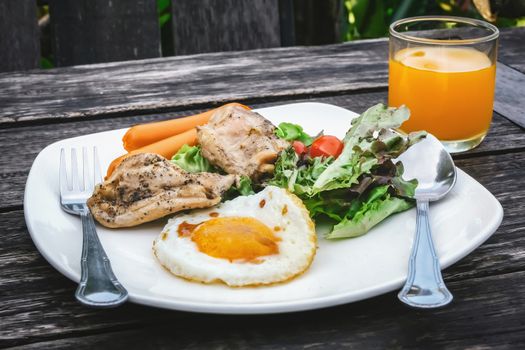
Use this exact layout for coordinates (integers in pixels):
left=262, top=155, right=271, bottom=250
left=1, top=27, right=524, bottom=349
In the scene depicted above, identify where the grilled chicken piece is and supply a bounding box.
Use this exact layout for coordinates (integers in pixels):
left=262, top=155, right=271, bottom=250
left=197, top=105, right=289, bottom=181
left=87, top=153, right=235, bottom=228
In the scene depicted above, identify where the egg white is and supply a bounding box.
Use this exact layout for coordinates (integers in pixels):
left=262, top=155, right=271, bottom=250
left=153, top=186, right=317, bottom=287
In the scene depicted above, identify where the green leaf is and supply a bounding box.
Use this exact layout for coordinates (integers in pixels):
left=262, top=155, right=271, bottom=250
left=159, top=13, right=171, bottom=27
left=237, top=176, right=255, bottom=196
left=344, top=103, right=410, bottom=143
left=293, top=155, right=333, bottom=195
left=365, top=184, right=389, bottom=204
left=157, top=0, right=170, bottom=13
left=275, top=122, right=314, bottom=146
left=361, top=0, right=388, bottom=38
left=266, top=147, right=300, bottom=192
left=345, top=0, right=369, bottom=40
left=303, top=192, right=357, bottom=222
left=391, top=0, right=418, bottom=23
left=391, top=162, right=418, bottom=198
left=223, top=176, right=255, bottom=200
left=326, top=193, right=413, bottom=239
left=171, top=145, right=215, bottom=173
left=267, top=147, right=334, bottom=196
left=312, top=104, right=410, bottom=193
left=40, top=57, right=54, bottom=69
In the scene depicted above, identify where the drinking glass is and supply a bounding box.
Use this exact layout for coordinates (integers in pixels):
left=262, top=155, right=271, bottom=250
left=388, top=16, right=499, bottom=153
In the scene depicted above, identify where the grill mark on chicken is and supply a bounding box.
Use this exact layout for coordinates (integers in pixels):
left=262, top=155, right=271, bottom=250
left=197, top=105, right=289, bottom=181
left=87, top=153, right=235, bottom=228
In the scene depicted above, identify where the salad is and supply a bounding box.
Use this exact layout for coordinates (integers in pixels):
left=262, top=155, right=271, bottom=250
left=171, top=103, right=425, bottom=239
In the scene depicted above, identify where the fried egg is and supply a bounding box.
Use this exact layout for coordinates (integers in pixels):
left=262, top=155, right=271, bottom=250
left=153, top=186, right=317, bottom=287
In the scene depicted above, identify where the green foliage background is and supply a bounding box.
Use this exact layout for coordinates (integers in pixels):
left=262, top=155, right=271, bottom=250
left=344, top=0, right=525, bottom=41
left=37, top=0, right=525, bottom=68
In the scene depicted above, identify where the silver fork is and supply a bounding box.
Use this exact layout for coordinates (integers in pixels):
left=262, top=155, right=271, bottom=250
left=60, top=147, right=128, bottom=307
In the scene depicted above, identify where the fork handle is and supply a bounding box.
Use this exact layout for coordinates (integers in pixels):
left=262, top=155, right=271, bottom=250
left=75, top=208, right=128, bottom=307
left=398, top=200, right=453, bottom=308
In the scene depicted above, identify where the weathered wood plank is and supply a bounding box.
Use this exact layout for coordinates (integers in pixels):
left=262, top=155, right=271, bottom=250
left=495, top=62, right=525, bottom=128
left=278, top=0, right=296, bottom=46
left=293, top=0, right=345, bottom=45
left=498, top=27, right=525, bottom=74
left=171, top=0, right=281, bottom=55
left=447, top=153, right=525, bottom=281
left=48, top=0, right=161, bottom=67
left=0, top=27, right=523, bottom=125
left=0, top=0, right=40, bottom=73
left=0, top=92, right=524, bottom=210
left=0, top=39, right=388, bottom=124
left=7, top=294, right=525, bottom=350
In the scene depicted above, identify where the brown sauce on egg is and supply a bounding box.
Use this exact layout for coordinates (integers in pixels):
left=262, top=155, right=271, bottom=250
left=177, top=221, right=202, bottom=237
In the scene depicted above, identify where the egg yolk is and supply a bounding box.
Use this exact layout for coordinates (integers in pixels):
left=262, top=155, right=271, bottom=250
left=191, top=217, right=280, bottom=261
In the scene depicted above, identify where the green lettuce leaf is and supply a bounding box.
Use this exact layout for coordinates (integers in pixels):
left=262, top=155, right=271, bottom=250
left=267, top=147, right=333, bottom=196
left=236, top=176, right=255, bottom=196
left=326, top=186, right=413, bottom=239
left=391, top=162, right=418, bottom=198
left=275, top=122, right=314, bottom=146
left=266, top=147, right=300, bottom=192
left=171, top=145, right=216, bottom=173
left=344, top=104, right=410, bottom=143
left=302, top=191, right=357, bottom=222
left=223, top=176, right=255, bottom=200
left=313, top=104, right=412, bottom=193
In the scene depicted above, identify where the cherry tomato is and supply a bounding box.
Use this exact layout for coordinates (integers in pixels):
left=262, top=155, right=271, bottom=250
left=292, top=140, right=307, bottom=155
left=309, top=135, right=344, bottom=158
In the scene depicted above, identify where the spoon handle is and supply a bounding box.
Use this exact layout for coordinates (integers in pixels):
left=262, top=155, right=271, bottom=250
left=398, top=200, right=453, bottom=308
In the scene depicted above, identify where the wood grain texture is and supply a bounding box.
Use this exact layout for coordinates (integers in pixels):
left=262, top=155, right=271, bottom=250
left=495, top=62, right=525, bottom=128
left=171, top=0, right=281, bottom=55
left=0, top=39, right=388, bottom=125
left=0, top=27, right=523, bottom=125
left=0, top=0, right=40, bottom=73
left=5, top=282, right=525, bottom=349
left=278, top=0, right=296, bottom=46
left=293, top=0, right=345, bottom=45
left=498, top=27, right=525, bottom=74
left=48, top=0, right=161, bottom=67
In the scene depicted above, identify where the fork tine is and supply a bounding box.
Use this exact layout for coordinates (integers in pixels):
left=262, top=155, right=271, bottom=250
left=82, top=147, right=93, bottom=192
left=59, top=148, right=69, bottom=193
left=93, top=146, right=103, bottom=185
left=71, top=148, right=80, bottom=191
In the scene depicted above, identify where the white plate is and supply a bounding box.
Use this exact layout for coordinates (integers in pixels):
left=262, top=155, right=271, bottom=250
left=24, top=102, right=503, bottom=314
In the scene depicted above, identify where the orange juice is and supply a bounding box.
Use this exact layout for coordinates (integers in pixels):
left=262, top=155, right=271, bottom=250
left=388, top=47, right=496, bottom=141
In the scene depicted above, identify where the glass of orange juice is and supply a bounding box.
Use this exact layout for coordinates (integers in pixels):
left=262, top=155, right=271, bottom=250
left=388, top=16, right=499, bottom=153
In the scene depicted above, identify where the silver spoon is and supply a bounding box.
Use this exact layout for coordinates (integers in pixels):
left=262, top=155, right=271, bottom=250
left=396, top=133, right=456, bottom=308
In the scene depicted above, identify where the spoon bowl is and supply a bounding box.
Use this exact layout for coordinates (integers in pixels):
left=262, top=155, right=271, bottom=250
left=399, top=134, right=457, bottom=202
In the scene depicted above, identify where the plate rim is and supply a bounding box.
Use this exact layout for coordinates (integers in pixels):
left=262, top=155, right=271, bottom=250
left=23, top=102, right=504, bottom=314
